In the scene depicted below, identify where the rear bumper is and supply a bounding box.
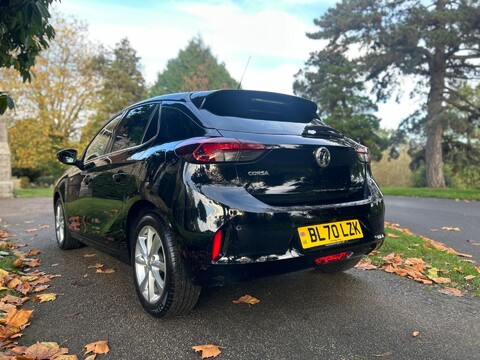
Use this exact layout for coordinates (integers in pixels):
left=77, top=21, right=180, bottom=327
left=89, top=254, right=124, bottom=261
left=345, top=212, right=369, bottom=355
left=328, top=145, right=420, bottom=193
left=189, top=237, right=383, bottom=286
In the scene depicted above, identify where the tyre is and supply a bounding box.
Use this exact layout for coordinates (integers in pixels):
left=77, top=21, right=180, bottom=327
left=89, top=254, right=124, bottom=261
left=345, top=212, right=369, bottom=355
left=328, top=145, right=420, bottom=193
left=314, top=257, right=362, bottom=273
left=54, top=198, right=82, bottom=250
left=132, top=212, right=201, bottom=318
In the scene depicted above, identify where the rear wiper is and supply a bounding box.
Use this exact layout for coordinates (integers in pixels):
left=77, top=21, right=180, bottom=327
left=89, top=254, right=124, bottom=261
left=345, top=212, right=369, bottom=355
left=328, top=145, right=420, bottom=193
left=302, top=124, right=344, bottom=139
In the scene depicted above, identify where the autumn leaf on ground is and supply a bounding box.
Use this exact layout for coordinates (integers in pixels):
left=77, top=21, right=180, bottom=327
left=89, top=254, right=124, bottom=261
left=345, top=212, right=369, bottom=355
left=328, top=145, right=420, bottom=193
left=192, top=344, right=222, bottom=359
left=412, top=331, right=420, bottom=337
left=83, top=254, right=97, bottom=258
left=26, top=258, right=41, bottom=267
left=0, top=230, right=13, bottom=239
left=232, top=295, right=260, bottom=305
left=96, top=268, right=116, bottom=274
left=39, top=225, right=50, bottom=229
left=388, top=233, right=400, bottom=239
left=1, top=295, right=29, bottom=306
left=441, top=226, right=460, bottom=231
left=26, top=249, right=41, bottom=256
left=85, top=340, right=110, bottom=355
left=355, top=258, right=378, bottom=270
left=464, top=275, right=476, bottom=280
left=25, top=228, right=38, bottom=233
left=5, top=309, right=33, bottom=327
left=23, top=342, right=69, bottom=359
left=88, top=263, right=104, bottom=269
left=32, top=293, right=57, bottom=303
left=402, top=228, right=414, bottom=236
left=438, top=287, right=463, bottom=297
left=430, top=228, right=438, bottom=232
left=12, top=259, right=26, bottom=268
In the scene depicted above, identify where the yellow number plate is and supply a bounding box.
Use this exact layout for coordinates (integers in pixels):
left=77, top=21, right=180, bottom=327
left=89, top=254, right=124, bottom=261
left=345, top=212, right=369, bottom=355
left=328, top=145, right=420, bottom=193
left=298, top=219, right=363, bottom=249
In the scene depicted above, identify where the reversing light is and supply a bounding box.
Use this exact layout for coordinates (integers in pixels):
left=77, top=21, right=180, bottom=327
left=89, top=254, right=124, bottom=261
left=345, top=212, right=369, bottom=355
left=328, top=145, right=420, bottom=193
left=314, top=252, right=352, bottom=265
left=212, top=229, right=223, bottom=261
left=356, top=146, right=371, bottom=163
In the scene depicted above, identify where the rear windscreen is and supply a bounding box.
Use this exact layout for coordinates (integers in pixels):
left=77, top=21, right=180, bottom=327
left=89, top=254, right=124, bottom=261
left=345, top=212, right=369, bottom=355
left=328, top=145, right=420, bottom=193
left=191, top=90, right=319, bottom=134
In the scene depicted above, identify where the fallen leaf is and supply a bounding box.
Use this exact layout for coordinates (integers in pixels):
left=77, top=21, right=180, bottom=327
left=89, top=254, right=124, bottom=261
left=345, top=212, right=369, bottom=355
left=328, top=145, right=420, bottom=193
left=88, top=263, right=104, bottom=269
left=192, top=344, right=222, bottom=359
left=5, top=309, right=33, bottom=327
left=26, top=258, right=41, bottom=267
left=85, top=355, right=96, bottom=360
left=402, top=228, right=414, bottom=236
left=39, top=225, right=50, bottom=229
left=33, top=285, right=50, bottom=293
left=464, top=275, right=476, bottom=280
left=25, top=229, right=38, bottom=233
left=412, top=331, right=420, bottom=337
left=96, top=268, right=116, bottom=274
left=85, top=340, right=109, bottom=355
left=456, top=252, right=473, bottom=258
left=388, top=234, right=400, bottom=239
left=232, top=295, right=260, bottom=305
left=32, top=293, right=57, bottom=303
left=83, top=254, right=97, bottom=258
left=430, top=228, right=438, bottom=232
left=26, top=249, right=41, bottom=256
left=441, top=226, right=460, bottom=231
left=55, top=355, right=79, bottom=360
left=24, top=221, right=34, bottom=224
left=430, top=277, right=452, bottom=284
left=355, top=258, right=378, bottom=270
left=24, top=342, right=69, bottom=359
left=438, top=287, right=463, bottom=297
left=12, top=259, right=26, bottom=268
left=0, top=230, right=13, bottom=238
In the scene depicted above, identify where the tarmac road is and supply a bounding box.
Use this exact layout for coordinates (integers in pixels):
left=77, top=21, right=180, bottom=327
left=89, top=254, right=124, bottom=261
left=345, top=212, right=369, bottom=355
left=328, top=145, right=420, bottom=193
left=0, top=197, right=479, bottom=360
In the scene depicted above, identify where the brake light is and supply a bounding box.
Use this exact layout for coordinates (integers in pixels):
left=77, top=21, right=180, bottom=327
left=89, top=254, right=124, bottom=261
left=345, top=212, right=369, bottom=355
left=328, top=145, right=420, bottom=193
left=314, top=252, right=352, bottom=265
left=356, top=146, right=371, bottom=163
left=175, top=138, right=267, bottom=163
left=212, top=229, right=223, bottom=261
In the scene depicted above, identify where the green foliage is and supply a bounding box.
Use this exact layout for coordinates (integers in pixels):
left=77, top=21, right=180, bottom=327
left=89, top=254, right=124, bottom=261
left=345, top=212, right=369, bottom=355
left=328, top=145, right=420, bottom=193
left=149, top=36, right=238, bottom=96
left=295, top=51, right=389, bottom=160
left=0, top=0, right=56, bottom=82
left=305, top=0, right=480, bottom=187
left=381, top=187, right=480, bottom=201
left=81, top=38, right=147, bottom=143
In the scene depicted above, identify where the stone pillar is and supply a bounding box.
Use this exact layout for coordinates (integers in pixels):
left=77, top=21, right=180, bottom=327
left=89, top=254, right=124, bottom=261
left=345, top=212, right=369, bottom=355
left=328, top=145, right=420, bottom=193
left=0, top=119, right=14, bottom=198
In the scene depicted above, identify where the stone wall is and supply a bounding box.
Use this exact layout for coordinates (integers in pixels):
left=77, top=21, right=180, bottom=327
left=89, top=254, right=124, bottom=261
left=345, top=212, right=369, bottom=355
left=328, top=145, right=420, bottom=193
left=0, top=120, right=14, bottom=198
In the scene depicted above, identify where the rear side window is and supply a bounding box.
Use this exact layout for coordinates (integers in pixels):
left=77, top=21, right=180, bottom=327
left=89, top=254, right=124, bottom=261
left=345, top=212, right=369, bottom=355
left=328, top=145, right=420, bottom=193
left=111, top=103, right=156, bottom=152
left=158, top=107, right=203, bottom=143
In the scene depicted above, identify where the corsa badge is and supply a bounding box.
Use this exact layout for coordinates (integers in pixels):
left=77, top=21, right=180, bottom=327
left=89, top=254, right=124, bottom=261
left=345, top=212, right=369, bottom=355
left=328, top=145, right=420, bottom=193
left=315, top=147, right=330, bottom=168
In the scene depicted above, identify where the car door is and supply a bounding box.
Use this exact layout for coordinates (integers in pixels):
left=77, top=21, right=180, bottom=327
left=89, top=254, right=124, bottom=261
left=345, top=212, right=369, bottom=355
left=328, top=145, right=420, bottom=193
left=85, top=103, right=159, bottom=251
left=64, top=114, right=123, bottom=240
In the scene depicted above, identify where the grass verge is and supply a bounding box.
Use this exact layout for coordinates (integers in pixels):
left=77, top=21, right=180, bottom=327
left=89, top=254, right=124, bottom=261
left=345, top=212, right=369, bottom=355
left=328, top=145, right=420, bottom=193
left=14, top=187, right=54, bottom=198
left=365, top=224, right=479, bottom=297
left=381, top=187, right=480, bottom=201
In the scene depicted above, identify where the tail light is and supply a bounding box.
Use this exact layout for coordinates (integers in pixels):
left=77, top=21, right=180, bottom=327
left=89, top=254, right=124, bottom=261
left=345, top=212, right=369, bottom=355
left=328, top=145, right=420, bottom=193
left=356, top=146, right=371, bottom=163
left=212, top=229, right=223, bottom=261
left=314, top=251, right=352, bottom=265
left=175, top=137, right=267, bottom=163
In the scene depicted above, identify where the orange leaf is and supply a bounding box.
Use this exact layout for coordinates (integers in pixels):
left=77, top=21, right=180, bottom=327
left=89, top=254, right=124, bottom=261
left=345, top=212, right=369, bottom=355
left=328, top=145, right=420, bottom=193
left=464, top=275, right=476, bottom=280
left=33, top=284, right=50, bottom=293
left=83, top=254, right=97, bottom=258
left=26, top=258, right=41, bottom=267
left=441, top=226, right=460, bottom=231
left=12, top=259, right=26, bottom=268
left=355, top=258, right=377, bottom=270
left=25, top=228, right=38, bottom=233
left=96, top=268, right=116, bottom=274
left=84, top=340, right=109, bottom=355
left=55, top=355, right=79, bottom=360
left=32, top=293, right=57, bottom=303
left=192, top=344, right=222, bottom=359
left=24, top=342, right=68, bottom=359
left=1, top=295, right=29, bottom=305
left=412, top=331, right=420, bottom=337
left=39, top=225, right=50, bottom=229
left=27, top=249, right=41, bottom=256
left=7, top=278, right=22, bottom=289
left=388, top=234, right=400, bottom=239
left=439, top=287, right=463, bottom=297
left=88, top=263, right=104, bottom=269
left=232, top=295, right=260, bottom=305
left=0, top=230, right=14, bottom=238
left=429, top=277, right=452, bottom=284
left=5, top=309, right=33, bottom=327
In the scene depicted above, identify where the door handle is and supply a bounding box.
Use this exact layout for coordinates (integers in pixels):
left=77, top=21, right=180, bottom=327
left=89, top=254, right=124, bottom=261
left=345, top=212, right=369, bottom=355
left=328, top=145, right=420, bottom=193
left=112, top=171, right=127, bottom=182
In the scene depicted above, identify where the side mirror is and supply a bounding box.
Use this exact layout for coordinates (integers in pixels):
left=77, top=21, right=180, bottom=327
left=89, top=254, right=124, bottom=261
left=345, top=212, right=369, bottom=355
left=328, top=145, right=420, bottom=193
left=57, top=149, right=82, bottom=168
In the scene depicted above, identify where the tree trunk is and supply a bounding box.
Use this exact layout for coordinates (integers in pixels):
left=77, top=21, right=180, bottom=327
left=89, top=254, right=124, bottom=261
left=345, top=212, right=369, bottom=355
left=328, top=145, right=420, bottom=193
left=425, top=0, right=447, bottom=188
left=0, top=119, right=14, bottom=198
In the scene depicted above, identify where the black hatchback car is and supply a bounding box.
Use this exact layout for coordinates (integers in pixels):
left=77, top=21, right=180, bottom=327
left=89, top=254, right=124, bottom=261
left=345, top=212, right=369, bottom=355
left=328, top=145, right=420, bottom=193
left=54, top=89, right=385, bottom=317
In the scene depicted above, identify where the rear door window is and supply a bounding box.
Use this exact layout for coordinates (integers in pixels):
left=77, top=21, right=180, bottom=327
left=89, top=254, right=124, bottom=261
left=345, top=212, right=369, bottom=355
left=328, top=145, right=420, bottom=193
left=111, top=103, right=157, bottom=152
left=84, top=114, right=123, bottom=161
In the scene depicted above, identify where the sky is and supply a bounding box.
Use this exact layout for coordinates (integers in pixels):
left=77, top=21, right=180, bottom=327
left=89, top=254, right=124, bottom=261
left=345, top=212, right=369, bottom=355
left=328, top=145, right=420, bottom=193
left=57, top=0, right=417, bottom=129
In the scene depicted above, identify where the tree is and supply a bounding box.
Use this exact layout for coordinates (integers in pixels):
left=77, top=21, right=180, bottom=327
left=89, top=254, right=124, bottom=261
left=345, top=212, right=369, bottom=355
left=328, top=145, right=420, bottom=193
left=149, top=37, right=238, bottom=96
left=81, top=38, right=147, bottom=143
left=305, top=0, right=480, bottom=187
left=294, top=50, right=388, bottom=160
left=1, top=15, right=101, bottom=179
left=0, top=0, right=57, bottom=114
